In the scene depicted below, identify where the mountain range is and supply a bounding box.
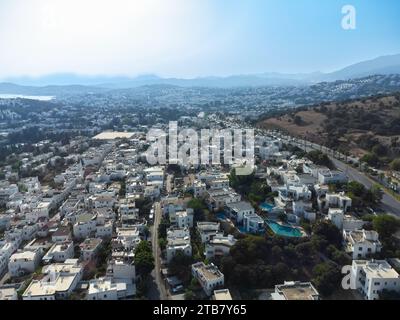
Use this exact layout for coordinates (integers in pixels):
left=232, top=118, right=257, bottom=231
left=1, top=54, right=400, bottom=94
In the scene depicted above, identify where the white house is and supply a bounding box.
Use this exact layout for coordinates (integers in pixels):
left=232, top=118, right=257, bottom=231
left=197, top=222, right=221, bottom=243
left=327, top=208, right=344, bottom=229
left=271, top=281, right=320, bottom=300
left=8, top=249, right=41, bottom=277
left=23, top=259, right=83, bottom=300
left=175, top=208, right=194, bottom=229
left=226, top=201, right=254, bottom=224
left=42, top=242, right=74, bottom=264
left=351, top=260, right=400, bottom=300
left=344, top=230, right=382, bottom=260
left=206, top=188, right=241, bottom=212
left=192, top=262, right=224, bottom=296
left=321, top=193, right=352, bottom=212
left=193, top=181, right=207, bottom=198
left=87, top=277, right=128, bottom=300
left=166, top=228, right=192, bottom=263
left=96, top=221, right=113, bottom=239
left=0, top=286, right=18, bottom=300
left=79, top=238, right=102, bottom=262
left=318, top=170, right=348, bottom=185
left=205, top=235, right=237, bottom=260
left=51, top=226, right=72, bottom=243
left=73, top=214, right=97, bottom=239
left=243, top=213, right=265, bottom=234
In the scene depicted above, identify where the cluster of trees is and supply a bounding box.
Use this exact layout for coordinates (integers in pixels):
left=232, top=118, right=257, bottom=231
left=229, top=170, right=272, bottom=205
left=135, top=241, right=154, bottom=277
left=187, top=198, right=208, bottom=222
left=344, top=181, right=383, bottom=209
left=135, top=197, right=153, bottom=217
left=306, top=150, right=334, bottom=169
left=220, top=221, right=345, bottom=297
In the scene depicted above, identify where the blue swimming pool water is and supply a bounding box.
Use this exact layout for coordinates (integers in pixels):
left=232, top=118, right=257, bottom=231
left=216, top=212, right=227, bottom=220
left=260, top=202, right=275, bottom=212
left=266, top=220, right=303, bottom=238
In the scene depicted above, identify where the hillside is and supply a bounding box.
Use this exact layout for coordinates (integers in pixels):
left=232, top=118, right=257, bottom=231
left=259, top=93, right=400, bottom=168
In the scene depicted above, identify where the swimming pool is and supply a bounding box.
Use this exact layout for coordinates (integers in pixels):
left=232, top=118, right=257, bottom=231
left=260, top=202, right=275, bottom=212
left=266, top=220, right=303, bottom=238
left=216, top=212, right=227, bottom=220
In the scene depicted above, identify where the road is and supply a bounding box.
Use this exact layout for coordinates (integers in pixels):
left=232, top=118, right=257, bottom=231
left=276, top=133, right=400, bottom=217
left=148, top=201, right=168, bottom=300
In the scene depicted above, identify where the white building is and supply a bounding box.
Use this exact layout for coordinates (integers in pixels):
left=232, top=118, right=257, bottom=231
left=166, top=228, right=192, bottom=263
left=114, top=227, right=141, bottom=251
left=213, top=289, right=233, bottom=301
left=193, top=181, right=207, bottom=198
left=87, top=277, right=128, bottom=300
left=318, top=170, right=348, bottom=185
left=206, top=188, right=241, bottom=212
left=226, top=201, right=254, bottom=224
left=23, top=259, right=83, bottom=300
left=321, top=192, right=352, bottom=212
left=243, top=213, right=265, bottom=234
left=73, top=214, right=97, bottom=239
left=79, top=238, right=102, bottom=262
left=205, top=235, right=237, bottom=259
left=175, top=208, right=194, bottom=229
left=8, top=249, right=41, bottom=277
left=42, top=242, right=74, bottom=264
left=96, top=221, right=113, bottom=239
left=271, top=281, right=320, bottom=300
left=197, top=222, right=221, bottom=243
left=0, top=286, right=18, bottom=300
left=192, top=262, right=224, bottom=296
left=51, top=226, right=72, bottom=243
left=351, top=260, right=400, bottom=300
left=344, top=230, right=382, bottom=260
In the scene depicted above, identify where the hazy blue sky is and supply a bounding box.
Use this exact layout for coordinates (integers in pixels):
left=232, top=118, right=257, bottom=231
left=0, top=0, right=399, bottom=78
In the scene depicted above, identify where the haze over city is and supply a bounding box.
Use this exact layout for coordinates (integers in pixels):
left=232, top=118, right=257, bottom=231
left=1, top=0, right=400, bottom=80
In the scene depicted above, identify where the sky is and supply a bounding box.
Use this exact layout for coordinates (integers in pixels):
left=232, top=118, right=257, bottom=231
left=0, top=0, right=399, bottom=79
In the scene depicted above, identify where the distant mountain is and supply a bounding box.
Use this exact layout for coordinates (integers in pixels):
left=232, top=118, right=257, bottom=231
left=321, top=53, right=400, bottom=82
left=0, top=82, right=103, bottom=96
left=1, top=54, right=400, bottom=91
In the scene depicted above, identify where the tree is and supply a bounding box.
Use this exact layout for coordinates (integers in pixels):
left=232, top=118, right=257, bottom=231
left=312, top=221, right=342, bottom=249
left=169, top=251, right=193, bottom=283
left=294, top=115, right=303, bottom=125
left=187, top=198, right=206, bottom=222
left=135, top=241, right=154, bottom=277
left=361, top=153, right=380, bottom=167
left=312, top=262, right=342, bottom=297
left=306, top=150, right=333, bottom=169
left=372, top=215, right=400, bottom=240
left=390, top=159, right=400, bottom=171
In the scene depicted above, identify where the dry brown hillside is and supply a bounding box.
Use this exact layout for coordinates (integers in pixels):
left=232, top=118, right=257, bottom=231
left=259, top=94, right=400, bottom=164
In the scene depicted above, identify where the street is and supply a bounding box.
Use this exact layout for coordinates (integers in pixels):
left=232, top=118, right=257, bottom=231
left=147, top=201, right=169, bottom=300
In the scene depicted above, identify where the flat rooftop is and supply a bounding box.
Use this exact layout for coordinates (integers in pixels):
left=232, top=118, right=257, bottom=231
left=213, top=289, right=232, bottom=300
left=275, top=282, right=319, bottom=300
left=93, top=132, right=134, bottom=140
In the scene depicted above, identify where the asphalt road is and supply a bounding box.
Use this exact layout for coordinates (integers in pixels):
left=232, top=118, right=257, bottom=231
left=148, top=202, right=168, bottom=300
